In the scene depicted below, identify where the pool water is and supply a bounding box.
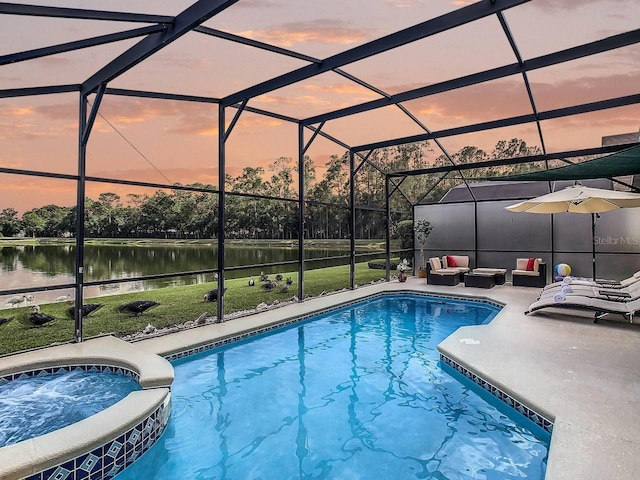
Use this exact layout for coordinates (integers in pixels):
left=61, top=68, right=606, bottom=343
left=116, top=294, right=549, bottom=479
left=0, top=369, right=141, bottom=448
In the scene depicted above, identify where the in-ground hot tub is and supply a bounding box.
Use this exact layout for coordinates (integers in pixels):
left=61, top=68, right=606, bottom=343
left=0, top=336, right=173, bottom=480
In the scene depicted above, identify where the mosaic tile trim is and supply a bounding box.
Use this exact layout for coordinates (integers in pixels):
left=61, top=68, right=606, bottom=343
left=25, top=394, right=170, bottom=480
left=166, top=291, right=503, bottom=361
left=0, top=364, right=140, bottom=386
left=440, top=353, right=554, bottom=433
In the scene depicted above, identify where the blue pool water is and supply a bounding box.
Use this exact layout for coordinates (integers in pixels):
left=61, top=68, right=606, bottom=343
left=116, top=294, right=549, bottom=479
left=0, top=370, right=141, bottom=448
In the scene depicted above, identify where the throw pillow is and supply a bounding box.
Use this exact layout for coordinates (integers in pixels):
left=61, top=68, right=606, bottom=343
left=446, top=255, right=457, bottom=268
left=526, top=257, right=536, bottom=271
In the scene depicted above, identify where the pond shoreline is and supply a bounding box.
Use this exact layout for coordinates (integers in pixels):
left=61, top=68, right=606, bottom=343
left=0, top=237, right=391, bottom=250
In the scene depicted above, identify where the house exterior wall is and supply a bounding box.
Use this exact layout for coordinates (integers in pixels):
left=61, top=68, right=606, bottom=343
left=415, top=201, right=640, bottom=281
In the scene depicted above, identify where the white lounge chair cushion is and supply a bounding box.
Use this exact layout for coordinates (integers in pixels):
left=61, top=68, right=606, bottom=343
left=528, top=295, right=640, bottom=321
left=542, top=271, right=640, bottom=295
left=539, top=282, right=640, bottom=301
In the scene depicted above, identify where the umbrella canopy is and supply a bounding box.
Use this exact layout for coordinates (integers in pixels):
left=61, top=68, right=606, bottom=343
left=506, top=185, right=640, bottom=214
left=506, top=184, right=640, bottom=279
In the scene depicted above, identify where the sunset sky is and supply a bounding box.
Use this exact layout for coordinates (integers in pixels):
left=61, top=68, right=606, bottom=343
left=1, top=0, right=639, bottom=212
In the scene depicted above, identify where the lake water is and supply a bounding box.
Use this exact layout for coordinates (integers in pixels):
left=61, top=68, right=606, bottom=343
left=0, top=244, right=378, bottom=305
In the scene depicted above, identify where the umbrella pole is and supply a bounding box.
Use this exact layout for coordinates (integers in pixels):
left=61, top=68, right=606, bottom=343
left=591, top=212, right=596, bottom=280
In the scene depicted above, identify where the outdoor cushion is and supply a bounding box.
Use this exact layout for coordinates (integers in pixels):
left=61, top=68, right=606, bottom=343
left=442, top=255, right=470, bottom=269
left=516, top=258, right=541, bottom=272
left=512, top=269, right=540, bottom=277
left=473, top=268, right=507, bottom=274
left=544, top=271, right=640, bottom=292
left=446, top=256, right=457, bottom=267
left=429, top=257, right=442, bottom=271
left=538, top=281, right=640, bottom=301
left=526, top=257, right=536, bottom=271
left=431, top=269, right=459, bottom=275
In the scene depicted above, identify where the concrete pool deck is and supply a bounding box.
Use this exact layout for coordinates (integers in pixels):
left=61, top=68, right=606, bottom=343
left=2, top=277, right=639, bottom=479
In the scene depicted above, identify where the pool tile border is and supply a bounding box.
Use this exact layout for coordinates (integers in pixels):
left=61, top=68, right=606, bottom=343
left=0, top=364, right=140, bottom=385
left=165, top=291, right=503, bottom=362
left=439, top=353, right=554, bottom=433
left=25, top=396, right=169, bottom=480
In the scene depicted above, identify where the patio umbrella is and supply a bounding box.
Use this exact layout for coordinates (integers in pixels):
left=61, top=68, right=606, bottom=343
left=506, top=184, right=640, bottom=279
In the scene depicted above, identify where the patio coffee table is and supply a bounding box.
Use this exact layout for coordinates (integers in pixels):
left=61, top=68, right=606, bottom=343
left=472, top=268, right=506, bottom=285
left=464, top=272, right=497, bottom=289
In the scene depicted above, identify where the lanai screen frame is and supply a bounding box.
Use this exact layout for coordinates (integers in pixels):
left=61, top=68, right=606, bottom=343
left=1, top=0, right=639, bottom=343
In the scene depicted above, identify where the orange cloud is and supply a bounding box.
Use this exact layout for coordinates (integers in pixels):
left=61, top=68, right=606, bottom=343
left=303, top=83, right=381, bottom=97
left=404, top=78, right=530, bottom=124
left=85, top=165, right=219, bottom=186
left=0, top=97, right=284, bottom=142
left=0, top=104, right=65, bottom=140
left=239, top=20, right=370, bottom=47
left=399, top=71, right=640, bottom=126
left=165, top=114, right=219, bottom=136
left=529, top=71, right=640, bottom=111
left=96, top=98, right=195, bottom=125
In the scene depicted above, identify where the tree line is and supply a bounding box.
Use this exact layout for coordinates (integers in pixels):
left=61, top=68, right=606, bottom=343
left=0, top=139, right=544, bottom=239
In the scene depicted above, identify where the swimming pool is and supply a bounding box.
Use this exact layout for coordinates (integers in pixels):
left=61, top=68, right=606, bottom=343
left=0, top=368, right=141, bottom=448
left=115, top=294, right=549, bottom=479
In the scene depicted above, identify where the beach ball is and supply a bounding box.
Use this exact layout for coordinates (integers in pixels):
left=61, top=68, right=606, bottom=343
left=554, top=263, right=571, bottom=277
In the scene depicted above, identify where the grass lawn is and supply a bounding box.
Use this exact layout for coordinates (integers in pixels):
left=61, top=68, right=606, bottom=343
left=0, top=262, right=392, bottom=356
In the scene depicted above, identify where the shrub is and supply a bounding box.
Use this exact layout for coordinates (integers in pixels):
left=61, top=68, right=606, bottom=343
left=397, top=220, right=414, bottom=250
left=367, top=257, right=412, bottom=270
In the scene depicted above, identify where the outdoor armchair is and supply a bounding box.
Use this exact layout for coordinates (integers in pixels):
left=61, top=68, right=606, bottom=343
left=511, top=258, right=546, bottom=287
left=426, top=257, right=461, bottom=286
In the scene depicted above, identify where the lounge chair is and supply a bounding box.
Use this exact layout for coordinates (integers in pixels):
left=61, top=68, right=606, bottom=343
left=539, top=276, right=640, bottom=297
left=542, top=271, right=640, bottom=292
left=537, top=282, right=640, bottom=302
left=526, top=293, right=640, bottom=323
left=512, top=258, right=546, bottom=287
